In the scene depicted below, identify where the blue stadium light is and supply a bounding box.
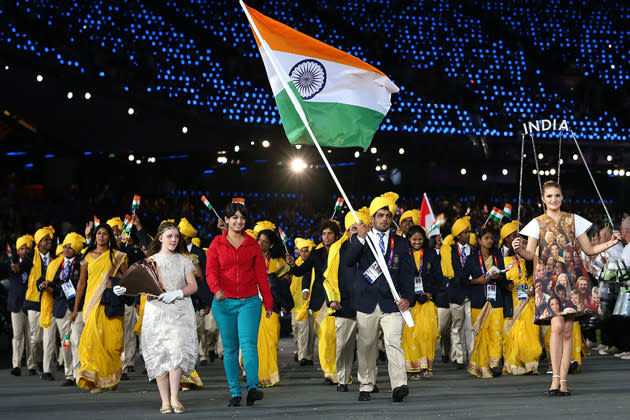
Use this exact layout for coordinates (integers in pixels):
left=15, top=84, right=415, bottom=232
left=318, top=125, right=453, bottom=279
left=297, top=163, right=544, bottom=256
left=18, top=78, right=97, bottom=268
left=6, top=152, right=27, bottom=156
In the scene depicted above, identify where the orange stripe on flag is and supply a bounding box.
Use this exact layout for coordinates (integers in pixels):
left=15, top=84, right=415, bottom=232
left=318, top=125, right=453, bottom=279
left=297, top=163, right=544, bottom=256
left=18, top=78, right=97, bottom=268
left=244, top=3, right=385, bottom=76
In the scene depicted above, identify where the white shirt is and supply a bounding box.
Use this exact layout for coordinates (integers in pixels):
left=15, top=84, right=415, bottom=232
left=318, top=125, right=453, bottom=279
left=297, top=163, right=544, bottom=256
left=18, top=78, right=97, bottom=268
left=64, top=256, right=76, bottom=265
left=520, top=214, right=592, bottom=240
left=457, top=242, right=471, bottom=257
left=605, top=242, right=625, bottom=269
left=187, top=243, right=193, bottom=252
left=622, top=243, right=630, bottom=267
left=357, top=228, right=391, bottom=253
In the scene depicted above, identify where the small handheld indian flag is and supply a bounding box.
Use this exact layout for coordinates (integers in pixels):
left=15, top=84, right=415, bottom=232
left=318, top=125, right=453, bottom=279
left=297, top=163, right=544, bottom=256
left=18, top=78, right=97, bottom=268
left=122, top=215, right=133, bottom=234
left=502, top=203, right=512, bottom=221
left=6, top=243, right=13, bottom=263
left=201, top=195, right=223, bottom=221
left=232, top=197, right=246, bottom=205
left=131, top=195, right=141, bottom=213
left=488, top=207, right=504, bottom=224
left=93, top=216, right=100, bottom=228
left=278, top=228, right=290, bottom=254
left=428, top=213, right=446, bottom=238
left=331, top=197, right=344, bottom=219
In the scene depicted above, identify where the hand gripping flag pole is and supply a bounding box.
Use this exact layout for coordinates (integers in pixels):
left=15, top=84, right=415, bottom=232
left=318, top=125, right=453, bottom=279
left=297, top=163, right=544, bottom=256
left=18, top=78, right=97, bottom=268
left=241, top=1, right=413, bottom=327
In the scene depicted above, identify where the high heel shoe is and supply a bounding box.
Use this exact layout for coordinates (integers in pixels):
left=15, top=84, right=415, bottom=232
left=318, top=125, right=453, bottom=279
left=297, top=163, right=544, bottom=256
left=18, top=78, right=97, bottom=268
left=558, top=380, right=571, bottom=396
left=548, top=375, right=560, bottom=396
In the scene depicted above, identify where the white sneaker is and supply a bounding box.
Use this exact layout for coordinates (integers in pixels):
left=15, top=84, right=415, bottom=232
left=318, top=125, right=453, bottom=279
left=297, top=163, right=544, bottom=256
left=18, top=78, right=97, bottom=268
left=621, top=353, right=630, bottom=360
left=599, top=349, right=612, bottom=355
left=594, top=344, right=608, bottom=352
left=615, top=351, right=630, bottom=358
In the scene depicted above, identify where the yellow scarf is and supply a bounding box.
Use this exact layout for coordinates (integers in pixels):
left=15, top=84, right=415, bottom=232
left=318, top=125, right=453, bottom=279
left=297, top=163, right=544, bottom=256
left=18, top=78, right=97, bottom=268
left=440, top=235, right=457, bottom=279
left=25, top=251, right=45, bottom=303
left=39, top=256, right=64, bottom=328
left=322, top=234, right=349, bottom=304
left=295, top=243, right=323, bottom=321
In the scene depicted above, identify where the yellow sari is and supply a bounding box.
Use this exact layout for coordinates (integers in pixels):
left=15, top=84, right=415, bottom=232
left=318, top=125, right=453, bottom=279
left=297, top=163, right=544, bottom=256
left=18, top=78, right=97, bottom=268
left=502, top=255, right=541, bottom=375
left=257, top=257, right=286, bottom=388
left=76, top=250, right=127, bottom=390
left=313, top=304, right=337, bottom=382
left=468, top=304, right=504, bottom=378
left=402, top=249, right=439, bottom=372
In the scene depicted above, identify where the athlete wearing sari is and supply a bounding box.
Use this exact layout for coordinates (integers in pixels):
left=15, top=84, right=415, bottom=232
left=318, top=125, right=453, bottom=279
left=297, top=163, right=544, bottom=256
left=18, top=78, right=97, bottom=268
left=75, top=249, right=127, bottom=390
left=500, top=221, right=542, bottom=375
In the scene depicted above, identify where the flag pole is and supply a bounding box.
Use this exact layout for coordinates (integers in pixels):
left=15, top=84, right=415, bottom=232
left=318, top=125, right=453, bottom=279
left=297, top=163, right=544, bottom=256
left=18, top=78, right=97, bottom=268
left=240, top=1, right=413, bottom=327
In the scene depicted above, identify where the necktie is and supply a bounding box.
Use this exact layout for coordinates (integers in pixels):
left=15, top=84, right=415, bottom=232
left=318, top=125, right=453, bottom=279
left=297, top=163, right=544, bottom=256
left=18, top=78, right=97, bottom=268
left=61, top=261, right=70, bottom=282
left=378, top=233, right=386, bottom=255
left=42, top=255, right=49, bottom=270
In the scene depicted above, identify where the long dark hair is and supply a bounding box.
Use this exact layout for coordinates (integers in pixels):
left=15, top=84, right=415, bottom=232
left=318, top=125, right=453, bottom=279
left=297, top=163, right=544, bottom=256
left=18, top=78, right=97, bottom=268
left=258, top=229, right=284, bottom=259
left=146, top=222, right=187, bottom=257
left=85, top=223, right=119, bottom=265
left=407, top=225, right=429, bottom=250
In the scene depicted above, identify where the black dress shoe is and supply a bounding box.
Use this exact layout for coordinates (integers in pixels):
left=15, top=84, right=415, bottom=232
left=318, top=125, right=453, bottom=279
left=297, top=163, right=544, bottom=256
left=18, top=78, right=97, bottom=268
left=10, top=367, right=21, bottom=376
left=323, top=378, right=335, bottom=385
left=127, top=366, right=135, bottom=373
left=61, top=379, right=75, bottom=387
left=121, top=373, right=129, bottom=381
left=392, top=385, right=409, bottom=402
left=298, top=359, right=313, bottom=366
left=372, top=384, right=379, bottom=393
left=28, top=369, right=37, bottom=376
left=455, top=362, right=465, bottom=370
left=228, top=396, right=241, bottom=407
left=557, top=390, right=571, bottom=396
left=337, top=384, right=348, bottom=392
left=491, top=366, right=503, bottom=377
left=43, top=373, right=55, bottom=381
left=246, top=388, right=264, bottom=406
left=358, top=391, right=371, bottom=401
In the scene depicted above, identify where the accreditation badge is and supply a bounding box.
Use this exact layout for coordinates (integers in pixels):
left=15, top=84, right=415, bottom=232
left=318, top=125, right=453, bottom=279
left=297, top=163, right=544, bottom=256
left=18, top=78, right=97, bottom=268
left=414, top=277, right=424, bottom=294
left=516, top=284, right=528, bottom=300
left=363, top=261, right=382, bottom=284
left=487, top=284, right=497, bottom=302
left=61, top=281, right=77, bottom=299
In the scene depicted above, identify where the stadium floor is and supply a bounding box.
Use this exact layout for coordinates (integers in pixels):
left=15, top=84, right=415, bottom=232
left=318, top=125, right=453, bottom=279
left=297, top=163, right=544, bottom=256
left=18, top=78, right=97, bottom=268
left=1, top=336, right=628, bottom=420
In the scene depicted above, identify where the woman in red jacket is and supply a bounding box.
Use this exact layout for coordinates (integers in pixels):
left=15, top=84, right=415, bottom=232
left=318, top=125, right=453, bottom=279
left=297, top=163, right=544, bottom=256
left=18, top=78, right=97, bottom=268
left=206, top=201, right=273, bottom=407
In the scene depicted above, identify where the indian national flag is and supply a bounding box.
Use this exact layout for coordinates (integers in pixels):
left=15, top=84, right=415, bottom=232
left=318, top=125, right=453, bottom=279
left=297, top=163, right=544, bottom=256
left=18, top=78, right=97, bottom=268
left=122, top=215, right=133, bottom=234
left=242, top=2, right=399, bottom=151
left=131, top=195, right=141, bottom=211
left=93, top=216, right=100, bottom=228
left=502, top=203, right=512, bottom=220
left=489, top=207, right=503, bottom=224
left=278, top=228, right=289, bottom=244
left=334, top=197, right=344, bottom=211
left=232, top=197, right=246, bottom=205
left=201, top=195, right=213, bottom=211
left=428, top=213, right=445, bottom=238
left=6, top=243, right=13, bottom=260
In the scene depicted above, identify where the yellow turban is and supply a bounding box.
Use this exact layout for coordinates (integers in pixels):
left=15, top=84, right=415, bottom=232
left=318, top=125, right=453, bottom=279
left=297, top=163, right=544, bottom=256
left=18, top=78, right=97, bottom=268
left=245, top=229, right=258, bottom=239
left=440, top=217, right=472, bottom=279
left=178, top=218, right=198, bottom=238
left=62, top=232, right=86, bottom=254
left=16, top=234, right=34, bottom=250
left=106, top=217, right=124, bottom=231
left=34, top=226, right=55, bottom=247
left=499, top=221, right=520, bottom=248
left=400, top=209, right=420, bottom=226
left=295, top=238, right=316, bottom=251
left=254, top=220, right=276, bottom=234
left=369, top=192, right=399, bottom=216
left=344, top=207, right=370, bottom=230
left=192, top=237, right=201, bottom=248
left=451, top=216, right=471, bottom=237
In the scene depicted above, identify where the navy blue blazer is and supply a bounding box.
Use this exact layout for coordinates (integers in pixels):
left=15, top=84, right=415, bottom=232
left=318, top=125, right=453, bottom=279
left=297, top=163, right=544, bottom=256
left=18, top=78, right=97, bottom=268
left=341, top=232, right=415, bottom=314
left=410, top=248, right=443, bottom=306
left=1, top=261, right=29, bottom=313
left=38, top=258, right=82, bottom=318
left=444, top=244, right=469, bottom=305
left=333, top=241, right=358, bottom=318
left=16, top=252, right=46, bottom=311
left=291, top=247, right=329, bottom=311
left=459, top=248, right=512, bottom=311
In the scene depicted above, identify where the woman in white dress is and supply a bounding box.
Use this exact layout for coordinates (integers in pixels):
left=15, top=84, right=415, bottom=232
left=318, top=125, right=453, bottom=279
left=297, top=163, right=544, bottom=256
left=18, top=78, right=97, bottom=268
left=114, top=221, right=198, bottom=414
left=514, top=181, right=620, bottom=396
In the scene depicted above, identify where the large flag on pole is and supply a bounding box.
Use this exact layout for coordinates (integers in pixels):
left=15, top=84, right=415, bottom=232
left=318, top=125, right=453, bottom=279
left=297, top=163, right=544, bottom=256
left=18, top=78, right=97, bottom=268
left=419, top=193, right=435, bottom=233
left=243, top=3, right=399, bottom=151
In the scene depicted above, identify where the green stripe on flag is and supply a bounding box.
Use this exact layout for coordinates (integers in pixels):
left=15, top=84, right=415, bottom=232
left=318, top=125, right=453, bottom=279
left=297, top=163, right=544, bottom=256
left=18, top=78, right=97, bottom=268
left=274, top=83, right=386, bottom=151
